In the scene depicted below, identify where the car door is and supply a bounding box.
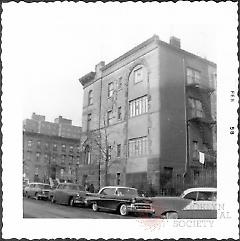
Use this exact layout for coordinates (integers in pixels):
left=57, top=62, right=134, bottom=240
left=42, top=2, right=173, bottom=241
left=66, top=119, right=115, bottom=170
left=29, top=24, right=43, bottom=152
left=62, top=184, right=71, bottom=204
left=191, top=191, right=217, bottom=219
left=26, top=184, right=32, bottom=197
left=54, top=184, right=63, bottom=203
left=29, top=184, right=35, bottom=197
left=178, top=191, right=198, bottom=218
left=180, top=191, right=217, bottom=219
left=98, top=188, right=117, bottom=210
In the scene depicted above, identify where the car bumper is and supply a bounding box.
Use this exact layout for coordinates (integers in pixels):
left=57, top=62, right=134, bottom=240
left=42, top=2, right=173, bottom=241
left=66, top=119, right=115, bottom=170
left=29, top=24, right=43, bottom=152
left=73, top=197, right=86, bottom=205
left=127, top=204, right=155, bottom=214
left=38, top=194, right=49, bottom=199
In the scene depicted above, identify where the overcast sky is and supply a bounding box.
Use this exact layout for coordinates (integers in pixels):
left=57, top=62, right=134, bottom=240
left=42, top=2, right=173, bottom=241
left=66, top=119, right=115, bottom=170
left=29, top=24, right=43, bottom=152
left=2, top=2, right=221, bottom=126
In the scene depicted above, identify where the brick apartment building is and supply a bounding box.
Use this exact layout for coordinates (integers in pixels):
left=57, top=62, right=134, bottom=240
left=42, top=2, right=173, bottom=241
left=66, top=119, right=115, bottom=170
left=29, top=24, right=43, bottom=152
left=23, top=113, right=82, bottom=183
left=78, top=35, right=217, bottom=194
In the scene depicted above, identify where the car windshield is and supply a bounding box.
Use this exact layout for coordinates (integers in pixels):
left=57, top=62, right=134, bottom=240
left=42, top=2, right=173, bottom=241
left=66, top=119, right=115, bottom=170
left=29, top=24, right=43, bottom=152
left=66, top=184, right=84, bottom=191
left=117, top=188, right=138, bottom=196
left=38, top=184, right=51, bottom=189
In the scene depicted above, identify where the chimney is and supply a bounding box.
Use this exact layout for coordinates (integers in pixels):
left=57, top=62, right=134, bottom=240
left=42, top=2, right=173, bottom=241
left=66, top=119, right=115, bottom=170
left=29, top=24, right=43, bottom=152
left=95, top=61, right=105, bottom=73
left=170, top=36, right=181, bottom=48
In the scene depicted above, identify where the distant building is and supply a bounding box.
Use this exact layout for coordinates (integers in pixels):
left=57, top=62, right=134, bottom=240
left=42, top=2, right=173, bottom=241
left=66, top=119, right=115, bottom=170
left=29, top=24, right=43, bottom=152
left=78, top=35, right=216, bottom=194
left=23, top=113, right=82, bottom=183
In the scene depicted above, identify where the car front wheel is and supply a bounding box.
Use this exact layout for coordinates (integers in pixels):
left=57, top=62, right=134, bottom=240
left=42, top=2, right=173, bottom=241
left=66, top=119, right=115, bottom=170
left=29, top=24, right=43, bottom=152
left=92, top=203, right=98, bottom=212
left=35, top=193, right=40, bottom=200
left=69, top=198, right=75, bottom=207
left=165, top=212, right=178, bottom=219
left=119, top=204, right=128, bottom=216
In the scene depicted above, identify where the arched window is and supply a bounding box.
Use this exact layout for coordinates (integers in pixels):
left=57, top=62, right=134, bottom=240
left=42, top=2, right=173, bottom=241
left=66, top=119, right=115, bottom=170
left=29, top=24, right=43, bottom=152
left=84, top=145, right=91, bottom=165
left=88, top=90, right=93, bottom=105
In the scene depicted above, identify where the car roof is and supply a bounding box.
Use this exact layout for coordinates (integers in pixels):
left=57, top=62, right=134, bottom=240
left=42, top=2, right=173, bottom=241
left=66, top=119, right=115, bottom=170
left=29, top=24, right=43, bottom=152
left=101, top=186, right=137, bottom=189
left=61, top=183, right=79, bottom=185
left=183, top=187, right=217, bottom=193
left=29, top=182, right=50, bottom=185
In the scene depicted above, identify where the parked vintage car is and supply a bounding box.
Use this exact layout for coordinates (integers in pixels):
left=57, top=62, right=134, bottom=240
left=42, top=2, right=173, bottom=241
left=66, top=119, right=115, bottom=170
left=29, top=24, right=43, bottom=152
left=49, top=183, right=88, bottom=206
left=85, top=186, right=155, bottom=216
left=23, top=179, right=29, bottom=197
left=152, top=187, right=217, bottom=219
left=25, top=182, right=52, bottom=200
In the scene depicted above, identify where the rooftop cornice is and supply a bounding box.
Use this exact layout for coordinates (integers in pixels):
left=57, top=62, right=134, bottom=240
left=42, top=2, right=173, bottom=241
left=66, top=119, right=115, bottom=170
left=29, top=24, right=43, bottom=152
left=79, top=71, right=96, bottom=87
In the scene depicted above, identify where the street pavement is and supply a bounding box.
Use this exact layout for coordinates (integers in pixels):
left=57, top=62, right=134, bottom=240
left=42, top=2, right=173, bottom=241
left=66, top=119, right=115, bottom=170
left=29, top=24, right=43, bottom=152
left=23, top=197, right=137, bottom=219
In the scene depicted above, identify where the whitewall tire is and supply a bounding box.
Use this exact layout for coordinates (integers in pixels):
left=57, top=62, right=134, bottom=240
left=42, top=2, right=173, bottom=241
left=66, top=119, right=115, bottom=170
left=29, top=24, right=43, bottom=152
left=165, top=212, right=178, bottom=219
left=119, top=204, right=128, bottom=216
left=92, top=203, right=98, bottom=212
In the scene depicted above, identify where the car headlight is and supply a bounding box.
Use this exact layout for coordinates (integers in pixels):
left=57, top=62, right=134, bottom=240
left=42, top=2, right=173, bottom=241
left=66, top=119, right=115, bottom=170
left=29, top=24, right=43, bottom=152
left=132, top=198, right=136, bottom=203
left=76, top=194, right=80, bottom=197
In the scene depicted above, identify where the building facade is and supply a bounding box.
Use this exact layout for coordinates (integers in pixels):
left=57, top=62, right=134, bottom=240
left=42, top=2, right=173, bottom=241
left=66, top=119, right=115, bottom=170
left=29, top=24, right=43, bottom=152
left=78, top=35, right=216, bottom=194
left=23, top=113, right=82, bottom=183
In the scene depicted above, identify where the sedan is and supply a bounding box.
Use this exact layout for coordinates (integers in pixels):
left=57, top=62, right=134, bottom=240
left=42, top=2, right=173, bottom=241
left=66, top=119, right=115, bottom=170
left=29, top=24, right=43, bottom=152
left=85, top=186, right=155, bottom=216
left=49, top=183, right=88, bottom=206
left=25, top=182, right=52, bottom=200
left=152, top=187, right=217, bottom=219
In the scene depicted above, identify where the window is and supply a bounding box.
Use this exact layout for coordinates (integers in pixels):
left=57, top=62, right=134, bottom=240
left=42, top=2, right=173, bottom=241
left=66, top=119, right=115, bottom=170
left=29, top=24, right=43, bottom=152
left=183, top=191, right=198, bottom=201
left=88, top=90, right=93, bottom=105
left=198, top=192, right=216, bottom=201
left=53, top=144, right=57, bottom=151
left=84, top=145, right=91, bottom=165
left=118, top=77, right=122, bottom=89
left=188, top=98, right=204, bottom=118
left=186, top=68, right=200, bottom=85
left=27, top=140, right=32, bottom=147
left=116, top=173, right=121, bottom=185
left=37, top=141, right=41, bottom=148
left=164, top=167, right=173, bottom=178
left=76, top=145, right=80, bottom=153
left=193, top=170, right=200, bottom=181
left=193, top=141, right=199, bottom=160
left=36, top=152, right=40, bottom=161
left=108, top=145, right=112, bottom=160
left=129, top=95, right=148, bottom=118
left=128, top=136, right=148, bottom=157
left=108, top=82, right=114, bottom=98
left=69, top=146, right=73, bottom=153
left=134, top=67, right=143, bottom=83
left=117, top=144, right=121, bottom=157
left=209, top=72, right=217, bottom=89
left=61, top=154, right=66, bottom=162
left=107, top=110, right=113, bottom=126
left=69, top=155, right=73, bottom=163
left=100, top=188, right=116, bottom=195
left=62, top=144, right=66, bottom=152
left=117, top=107, right=122, bottom=120
left=87, top=113, right=92, bottom=131
left=45, top=143, right=49, bottom=150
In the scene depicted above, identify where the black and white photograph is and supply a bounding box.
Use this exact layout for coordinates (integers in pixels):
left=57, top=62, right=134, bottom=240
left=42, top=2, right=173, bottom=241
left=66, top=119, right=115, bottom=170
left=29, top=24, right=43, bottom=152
left=1, top=1, right=238, bottom=239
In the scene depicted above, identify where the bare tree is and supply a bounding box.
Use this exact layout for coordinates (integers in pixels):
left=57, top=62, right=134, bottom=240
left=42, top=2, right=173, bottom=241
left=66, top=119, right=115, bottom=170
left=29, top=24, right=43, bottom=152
left=82, top=80, right=120, bottom=187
